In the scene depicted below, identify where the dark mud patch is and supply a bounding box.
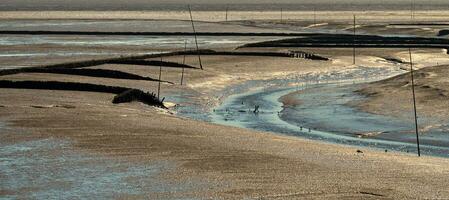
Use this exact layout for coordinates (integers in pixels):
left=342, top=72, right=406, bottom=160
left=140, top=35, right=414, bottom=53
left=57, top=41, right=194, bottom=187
left=239, top=34, right=449, bottom=48
left=0, top=80, right=166, bottom=108
left=9, top=68, right=173, bottom=83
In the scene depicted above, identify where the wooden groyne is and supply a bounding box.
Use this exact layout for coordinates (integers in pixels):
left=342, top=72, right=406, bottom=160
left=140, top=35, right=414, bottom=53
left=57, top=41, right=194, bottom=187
left=288, top=51, right=329, bottom=61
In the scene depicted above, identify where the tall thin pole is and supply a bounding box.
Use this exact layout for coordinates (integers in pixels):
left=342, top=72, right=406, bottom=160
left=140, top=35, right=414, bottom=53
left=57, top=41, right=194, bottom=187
left=353, top=15, right=356, bottom=65
left=281, top=8, right=283, bottom=23
left=225, top=6, right=228, bottom=22
left=188, top=5, right=203, bottom=70
left=409, top=48, right=421, bottom=157
left=413, top=0, right=416, bottom=20
left=181, top=40, right=186, bottom=85
left=157, top=55, right=162, bottom=100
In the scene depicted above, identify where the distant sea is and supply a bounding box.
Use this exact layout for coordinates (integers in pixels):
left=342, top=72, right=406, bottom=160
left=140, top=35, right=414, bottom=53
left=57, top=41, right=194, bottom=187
left=1, top=3, right=449, bottom=12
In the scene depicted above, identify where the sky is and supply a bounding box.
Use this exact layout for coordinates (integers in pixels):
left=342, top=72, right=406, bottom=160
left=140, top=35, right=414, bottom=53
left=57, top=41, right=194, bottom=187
left=1, top=0, right=448, bottom=11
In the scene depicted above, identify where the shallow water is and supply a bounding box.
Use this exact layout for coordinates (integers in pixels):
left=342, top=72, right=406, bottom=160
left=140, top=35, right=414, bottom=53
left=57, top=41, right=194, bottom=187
left=0, top=20, right=238, bottom=32
left=281, top=85, right=412, bottom=135
left=211, top=84, right=449, bottom=157
left=0, top=19, right=290, bottom=69
left=282, top=84, right=449, bottom=146
left=0, top=35, right=280, bottom=48
left=174, top=66, right=449, bottom=157
left=0, top=137, right=209, bottom=199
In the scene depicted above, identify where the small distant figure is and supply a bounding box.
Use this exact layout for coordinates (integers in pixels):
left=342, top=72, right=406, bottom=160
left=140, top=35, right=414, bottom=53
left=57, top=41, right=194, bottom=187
left=253, top=105, right=260, bottom=113
left=226, top=108, right=229, bottom=112
left=308, top=128, right=311, bottom=132
left=241, top=101, right=244, bottom=105
left=300, top=126, right=303, bottom=131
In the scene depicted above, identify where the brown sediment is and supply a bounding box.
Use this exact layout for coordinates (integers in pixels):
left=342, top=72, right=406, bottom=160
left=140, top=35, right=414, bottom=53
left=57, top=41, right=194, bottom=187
left=279, top=90, right=303, bottom=108
left=352, top=64, right=449, bottom=121
left=1, top=86, right=449, bottom=199
left=1, top=41, right=449, bottom=198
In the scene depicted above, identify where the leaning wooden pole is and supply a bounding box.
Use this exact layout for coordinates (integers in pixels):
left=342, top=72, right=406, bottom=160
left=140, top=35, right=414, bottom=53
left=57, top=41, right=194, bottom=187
left=158, top=55, right=162, bottom=100
left=353, top=15, right=356, bottom=65
left=409, top=48, right=421, bottom=157
left=181, top=40, right=186, bottom=85
left=188, top=5, right=203, bottom=70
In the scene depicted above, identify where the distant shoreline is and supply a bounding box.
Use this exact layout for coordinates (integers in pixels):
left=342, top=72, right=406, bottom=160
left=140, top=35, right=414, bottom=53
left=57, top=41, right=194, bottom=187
left=2, top=2, right=449, bottom=12
left=2, top=10, right=449, bottom=22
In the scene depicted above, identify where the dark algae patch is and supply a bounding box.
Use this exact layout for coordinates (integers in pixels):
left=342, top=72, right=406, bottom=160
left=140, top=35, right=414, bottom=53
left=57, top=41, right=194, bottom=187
left=0, top=80, right=166, bottom=108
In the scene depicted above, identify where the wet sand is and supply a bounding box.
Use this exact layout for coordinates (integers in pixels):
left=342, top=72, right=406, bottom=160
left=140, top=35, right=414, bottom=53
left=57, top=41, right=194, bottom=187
left=2, top=47, right=449, bottom=198
left=353, top=64, right=449, bottom=127
left=1, top=14, right=449, bottom=198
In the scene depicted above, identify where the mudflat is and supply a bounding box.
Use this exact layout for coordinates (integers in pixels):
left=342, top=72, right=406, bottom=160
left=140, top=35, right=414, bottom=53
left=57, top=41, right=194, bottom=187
left=1, top=11, right=449, bottom=199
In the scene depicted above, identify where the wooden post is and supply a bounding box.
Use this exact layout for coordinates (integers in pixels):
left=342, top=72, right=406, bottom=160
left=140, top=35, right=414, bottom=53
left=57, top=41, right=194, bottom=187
left=413, top=0, right=416, bottom=20
left=188, top=5, right=203, bottom=70
left=281, top=8, right=283, bottom=23
left=181, top=40, right=186, bottom=85
left=158, top=55, right=162, bottom=100
left=409, top=48, right=421, bottom=157
left=353, top=15, right=356, bottom=65
left=225, top=6, right=228, bottom=22
left=410, top=0, right=416, bottom=21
